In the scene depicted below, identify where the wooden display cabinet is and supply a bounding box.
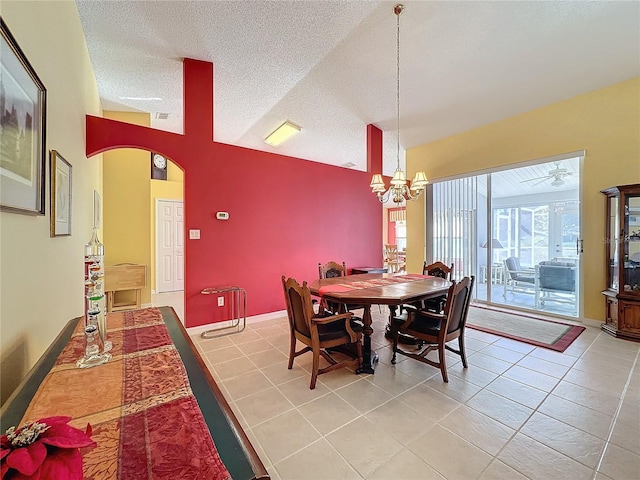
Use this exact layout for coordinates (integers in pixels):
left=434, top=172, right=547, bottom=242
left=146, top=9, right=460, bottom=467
left=601, top=184, right=640, bottom=340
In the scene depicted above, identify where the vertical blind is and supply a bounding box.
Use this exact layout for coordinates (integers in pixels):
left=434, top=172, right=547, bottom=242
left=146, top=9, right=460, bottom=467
left=430, top=177, right=478, bottom=281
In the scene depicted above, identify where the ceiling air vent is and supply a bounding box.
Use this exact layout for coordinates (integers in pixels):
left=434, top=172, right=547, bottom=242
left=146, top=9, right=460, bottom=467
left=155, top=112, right=170, bottom=120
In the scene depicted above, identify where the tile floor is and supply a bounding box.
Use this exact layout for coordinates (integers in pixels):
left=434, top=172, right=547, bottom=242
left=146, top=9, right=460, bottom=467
left=154, top=294, right=640, bottom=480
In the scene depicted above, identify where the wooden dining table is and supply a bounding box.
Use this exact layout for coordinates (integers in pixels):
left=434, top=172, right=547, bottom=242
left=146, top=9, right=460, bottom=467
left=309, top=273, right=451, bottom=374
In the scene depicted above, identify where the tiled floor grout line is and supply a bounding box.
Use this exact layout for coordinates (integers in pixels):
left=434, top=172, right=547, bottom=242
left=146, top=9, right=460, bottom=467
left=191, top=312, right=638, bottom=480
left=592, top=346, right=640, bottom=479
left=474, top=330, right=603, bottom=479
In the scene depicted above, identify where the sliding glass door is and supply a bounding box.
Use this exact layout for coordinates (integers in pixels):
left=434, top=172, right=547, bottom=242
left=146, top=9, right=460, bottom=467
left=426, top=155, right=582, bottom=318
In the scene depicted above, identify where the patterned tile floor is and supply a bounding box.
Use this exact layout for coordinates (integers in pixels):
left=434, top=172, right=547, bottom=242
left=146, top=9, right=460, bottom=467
left=154, top=294, right=639, bottom=480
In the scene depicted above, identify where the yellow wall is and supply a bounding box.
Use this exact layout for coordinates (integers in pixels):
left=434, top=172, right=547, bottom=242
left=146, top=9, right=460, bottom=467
left=102, top=112, right=153, bottom=304
left=102, top=112, right=184, bottom=297
left=0, top=1, right=102, bottom=404
left=406, top=77, right=640, bottom=323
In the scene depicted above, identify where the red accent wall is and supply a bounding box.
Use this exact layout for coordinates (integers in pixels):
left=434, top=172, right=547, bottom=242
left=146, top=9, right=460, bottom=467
left=87, top=59, right=384, bottom=327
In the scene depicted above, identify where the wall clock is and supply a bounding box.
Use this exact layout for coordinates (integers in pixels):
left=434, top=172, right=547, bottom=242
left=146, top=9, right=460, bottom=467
left=151, top=152, right=167, bottom=180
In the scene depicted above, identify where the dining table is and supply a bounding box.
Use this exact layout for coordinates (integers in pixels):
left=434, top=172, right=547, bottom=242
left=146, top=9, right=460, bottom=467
left=308, top=273, right=451, bottom=374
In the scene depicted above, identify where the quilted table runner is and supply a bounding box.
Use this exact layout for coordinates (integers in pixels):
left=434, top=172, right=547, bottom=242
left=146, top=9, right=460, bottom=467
left=19, top=307, right=230, bottom=480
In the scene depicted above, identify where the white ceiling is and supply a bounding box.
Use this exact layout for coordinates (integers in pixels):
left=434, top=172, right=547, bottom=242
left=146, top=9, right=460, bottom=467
left=76, top=1, right=640, bottom=177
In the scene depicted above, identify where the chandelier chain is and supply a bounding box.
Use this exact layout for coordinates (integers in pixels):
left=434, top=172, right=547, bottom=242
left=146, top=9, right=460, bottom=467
left=369, top=3, right=428, bottom=205
left=396, top=7, right=401, bottom=170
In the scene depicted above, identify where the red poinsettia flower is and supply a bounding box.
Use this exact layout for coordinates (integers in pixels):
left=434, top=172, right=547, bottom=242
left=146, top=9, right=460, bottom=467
left=1, top=416, right=96, bottom=480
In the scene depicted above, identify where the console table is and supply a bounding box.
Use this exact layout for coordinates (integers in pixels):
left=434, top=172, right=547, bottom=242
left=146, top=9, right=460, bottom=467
left=0, top=307, right=269, bottom=480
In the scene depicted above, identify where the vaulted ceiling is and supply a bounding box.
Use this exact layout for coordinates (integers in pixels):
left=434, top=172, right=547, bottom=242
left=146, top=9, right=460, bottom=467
left=76, top=0, right=640, bottom=177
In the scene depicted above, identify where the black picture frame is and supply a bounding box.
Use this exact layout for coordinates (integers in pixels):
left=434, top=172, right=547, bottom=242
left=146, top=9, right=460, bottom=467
left=0, top=17, right=47, bottom=215
left=50, top=150, right=72, bottom=236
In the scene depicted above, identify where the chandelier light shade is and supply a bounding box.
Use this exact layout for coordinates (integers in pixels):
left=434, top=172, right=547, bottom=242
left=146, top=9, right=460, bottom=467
left=264, top=120, right=301, bottom=147
left=370, top=4, right=428, bottom=205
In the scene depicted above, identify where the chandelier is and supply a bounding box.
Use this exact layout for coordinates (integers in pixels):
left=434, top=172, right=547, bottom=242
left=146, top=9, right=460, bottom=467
left=370, top=4, right=428, bottom=205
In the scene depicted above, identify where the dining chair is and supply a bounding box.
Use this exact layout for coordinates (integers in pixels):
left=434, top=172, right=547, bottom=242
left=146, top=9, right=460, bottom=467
left=317, top=261, right=367, bottom=316
left=384, top=244, right=406, bottom=273
left=281, top=276, right=362, bottom=389
left=318, top=261, right=347, bottom=279
left=400, top=261, right=453, bottom=315
left=391, top=276, right=475, bottom=382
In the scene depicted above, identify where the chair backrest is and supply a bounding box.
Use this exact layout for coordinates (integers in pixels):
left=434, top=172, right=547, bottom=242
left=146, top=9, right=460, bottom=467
left=442, top=276, right=475, bottom=334
left=423, top=261, right=454, bottom=280
left=538, top=261, right=576, bottom=292
left=504, top=257, right=522, bottom=279
left=384, top=244, right=399, bottom=259
left=281, top=276, right=313, bottom=337
left=318, top=261, right=347, bottom=279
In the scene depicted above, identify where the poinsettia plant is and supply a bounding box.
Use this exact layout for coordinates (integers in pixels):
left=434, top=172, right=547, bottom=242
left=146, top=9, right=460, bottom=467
left=1, top=416, right=96, bottom=480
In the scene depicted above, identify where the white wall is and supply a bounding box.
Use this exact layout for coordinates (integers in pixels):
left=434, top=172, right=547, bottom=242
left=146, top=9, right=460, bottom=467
left=0, top=1, right=102, bottom=404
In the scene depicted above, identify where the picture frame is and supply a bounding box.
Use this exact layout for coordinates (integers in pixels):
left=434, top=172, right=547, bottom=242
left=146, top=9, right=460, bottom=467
left=0, top=18, right=47, bottom=215
left=50, top=150, right=72, bottom=236
left=93, top=190, right=101, bottom=228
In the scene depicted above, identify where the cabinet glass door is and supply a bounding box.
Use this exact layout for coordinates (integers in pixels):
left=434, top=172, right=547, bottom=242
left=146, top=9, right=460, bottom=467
left=609, top=196, right=619, bottom=290
left=625, top=194, right=640, bottom=293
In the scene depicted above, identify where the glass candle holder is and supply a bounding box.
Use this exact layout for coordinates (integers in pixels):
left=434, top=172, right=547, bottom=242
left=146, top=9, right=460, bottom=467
left=76, top=324, right=111, bottom=369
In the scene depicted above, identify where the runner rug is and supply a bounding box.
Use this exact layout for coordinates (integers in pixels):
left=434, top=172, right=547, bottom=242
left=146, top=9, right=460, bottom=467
left=466, top=306, right=585, bottom=352
left=19, top=308, right=231, bottom=480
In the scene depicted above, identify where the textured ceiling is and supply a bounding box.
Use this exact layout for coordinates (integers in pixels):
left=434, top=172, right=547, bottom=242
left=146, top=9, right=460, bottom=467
left=76, top=0, right=640, bottom=177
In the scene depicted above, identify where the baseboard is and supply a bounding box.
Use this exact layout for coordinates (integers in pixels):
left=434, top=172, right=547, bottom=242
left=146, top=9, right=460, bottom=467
left=246, top=309, right=288, bottom=324
left=186, top=309, right=287, bottom=336
left=582, top=317, right=603, bottom=329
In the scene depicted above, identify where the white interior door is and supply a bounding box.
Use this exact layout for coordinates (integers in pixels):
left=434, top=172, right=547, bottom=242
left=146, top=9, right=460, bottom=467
left=156, top=200, right=184, bottom=293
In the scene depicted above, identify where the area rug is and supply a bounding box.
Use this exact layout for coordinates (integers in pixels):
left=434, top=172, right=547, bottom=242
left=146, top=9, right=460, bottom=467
left=466, top=306, right=585, bottom=352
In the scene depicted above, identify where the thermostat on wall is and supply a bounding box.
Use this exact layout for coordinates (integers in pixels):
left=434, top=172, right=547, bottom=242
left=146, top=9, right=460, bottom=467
left=216, top=212, right=229, bottom=220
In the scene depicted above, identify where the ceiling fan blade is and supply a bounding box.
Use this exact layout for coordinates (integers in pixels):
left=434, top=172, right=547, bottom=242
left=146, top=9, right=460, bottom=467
left=520, top=175, right=551, bottom=184
left=532, top=178, right=551, bottom=186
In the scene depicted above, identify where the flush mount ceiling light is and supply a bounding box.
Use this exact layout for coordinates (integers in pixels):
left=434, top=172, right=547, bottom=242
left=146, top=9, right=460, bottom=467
left=264, top=120, right=301, bottom=147
left=370, top=4, right=428, bottom=205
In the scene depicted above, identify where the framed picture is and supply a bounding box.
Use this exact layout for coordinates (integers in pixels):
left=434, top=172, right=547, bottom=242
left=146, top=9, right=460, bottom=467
left=0, top=18, right=47, bottom=215
left=93, top=190, right=101, bottom=228
left=50, top=150, right=72, bottom=236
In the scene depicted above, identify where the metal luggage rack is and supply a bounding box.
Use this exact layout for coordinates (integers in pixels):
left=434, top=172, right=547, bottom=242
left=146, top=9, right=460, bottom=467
left=200, top=286, right=247, bottom=339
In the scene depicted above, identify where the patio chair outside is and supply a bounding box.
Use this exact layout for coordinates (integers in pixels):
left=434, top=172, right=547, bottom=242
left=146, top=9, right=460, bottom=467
left=503, top=257, right=536, bottom=298
left=535, top=260, right=578, bottom=313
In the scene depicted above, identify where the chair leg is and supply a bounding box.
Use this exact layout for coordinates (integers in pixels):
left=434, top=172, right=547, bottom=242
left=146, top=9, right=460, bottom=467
left=458, top=335, right=468, bottom=369
left=287, top=335, right=296, bottom=369
left=391, top=325, right=399, bottom=364
left=438, top=342, right=448, bottom=383
left=310, top=347, right=320, bottom=390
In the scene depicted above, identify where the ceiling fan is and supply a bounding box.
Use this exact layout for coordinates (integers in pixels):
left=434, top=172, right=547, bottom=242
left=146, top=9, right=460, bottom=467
left=520, top=162, right=574, bottom=187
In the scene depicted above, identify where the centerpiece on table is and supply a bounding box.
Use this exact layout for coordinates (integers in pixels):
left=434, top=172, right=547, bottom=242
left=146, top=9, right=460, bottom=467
left=1, top=416, right=95, bottom=479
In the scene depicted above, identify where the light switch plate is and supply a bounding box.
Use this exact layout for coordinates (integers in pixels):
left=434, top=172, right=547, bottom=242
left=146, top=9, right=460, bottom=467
left=189, top=229, right=200, bottom=240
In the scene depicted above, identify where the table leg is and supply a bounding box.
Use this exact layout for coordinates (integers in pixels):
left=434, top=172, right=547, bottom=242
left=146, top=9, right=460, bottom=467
left=357, top=305, right=378, bottom=374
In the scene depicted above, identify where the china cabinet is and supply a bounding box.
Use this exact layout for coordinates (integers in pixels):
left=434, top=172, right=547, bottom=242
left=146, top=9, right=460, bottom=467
left=601, top=184, right=640, bottom=340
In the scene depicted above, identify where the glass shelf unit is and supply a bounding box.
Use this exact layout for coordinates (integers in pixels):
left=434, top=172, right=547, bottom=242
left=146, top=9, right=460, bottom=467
left=601, top=184, right=640, bottom=340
